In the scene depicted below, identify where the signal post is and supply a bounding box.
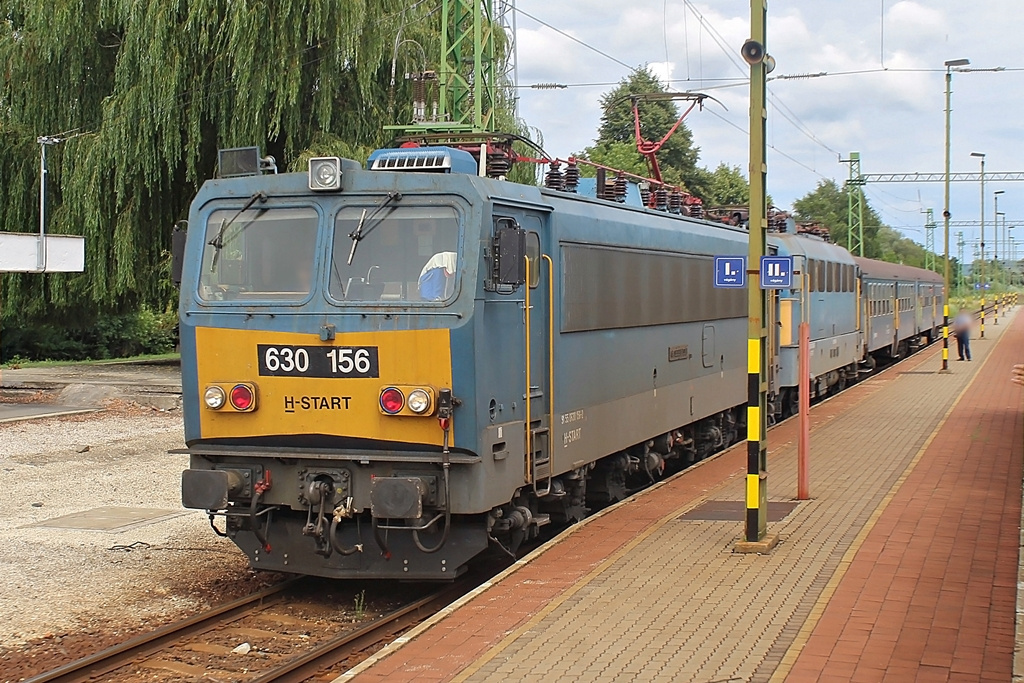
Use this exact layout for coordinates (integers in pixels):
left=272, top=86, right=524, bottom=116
left=735, top=0, right=778, bottom=552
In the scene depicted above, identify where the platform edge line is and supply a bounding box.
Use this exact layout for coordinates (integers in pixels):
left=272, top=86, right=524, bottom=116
left=768, top=317, right=1006, bottom=683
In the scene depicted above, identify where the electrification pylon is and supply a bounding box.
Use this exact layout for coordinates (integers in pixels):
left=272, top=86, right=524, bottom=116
left=439, top=0, right=498, bottom=131
left=495, top=0, right=518, bottom=118
left=923, top=209, right=936, bottom=272
left=841, top=152, right=866, bottom=257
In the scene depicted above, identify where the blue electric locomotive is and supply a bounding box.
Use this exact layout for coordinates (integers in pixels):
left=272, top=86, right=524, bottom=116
left=175, top=145, right=943, bottom=580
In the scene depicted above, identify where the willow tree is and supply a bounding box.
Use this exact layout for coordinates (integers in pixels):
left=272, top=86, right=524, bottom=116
left=0, top=0, right=446, bottom=325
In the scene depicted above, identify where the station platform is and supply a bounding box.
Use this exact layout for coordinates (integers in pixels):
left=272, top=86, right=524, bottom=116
left=341, top=309, right=1023, bottom=683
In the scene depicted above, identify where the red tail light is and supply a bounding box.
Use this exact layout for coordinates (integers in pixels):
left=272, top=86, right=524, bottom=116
left=380, top=387, right=405, bottom=414
left=230, top=384, right=255, bottom=411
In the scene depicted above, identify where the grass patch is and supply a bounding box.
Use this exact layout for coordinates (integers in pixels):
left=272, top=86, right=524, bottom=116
left=1, top=352, right=180, bottom=370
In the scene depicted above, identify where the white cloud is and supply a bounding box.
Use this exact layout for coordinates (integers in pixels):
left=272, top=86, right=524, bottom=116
left=512, top=0, right=1024, bottom=239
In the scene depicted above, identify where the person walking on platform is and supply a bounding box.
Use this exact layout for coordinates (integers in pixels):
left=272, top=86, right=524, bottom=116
left=953, top=310, right=972, bottom=361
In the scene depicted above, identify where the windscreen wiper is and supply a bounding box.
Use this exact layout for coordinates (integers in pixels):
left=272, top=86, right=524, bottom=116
left=347, top=191, right=402, bottom=265
left=208, top=192, right=268, bottom=272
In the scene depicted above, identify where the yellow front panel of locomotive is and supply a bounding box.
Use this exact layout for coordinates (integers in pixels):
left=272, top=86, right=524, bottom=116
left=195, top=327, right=452, bottom=446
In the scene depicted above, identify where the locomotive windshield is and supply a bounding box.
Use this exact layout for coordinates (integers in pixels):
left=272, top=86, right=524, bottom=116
left=329, top=205, right=460, bottom=303
left=198, top=207, right=319, bottom=301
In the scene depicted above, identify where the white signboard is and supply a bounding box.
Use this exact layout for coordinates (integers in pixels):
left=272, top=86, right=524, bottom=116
left=0, top=233, right=85, bottom=272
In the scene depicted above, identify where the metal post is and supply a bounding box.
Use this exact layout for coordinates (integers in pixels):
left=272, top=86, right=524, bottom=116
left=742, top=0, right=770, bottom=546
left=942, top=59, right=969, bottom=368
left=956, top=231, right=965, bottom=293
left=797, top=318, right=810, bottom=500
left=995, top=192, right=1004, bottom=323
left=37, top=139, right=48, bottom=272
left=923, top=208, right=937, bottom=272
left=972, top=152, right=986, bottom=336
left=842, top=153, right=865, bottom=257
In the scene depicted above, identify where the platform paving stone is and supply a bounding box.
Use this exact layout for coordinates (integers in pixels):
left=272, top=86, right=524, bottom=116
left=780, top=311, right=1023, bottom=682
left=343, top=309, right=1019, bottom=683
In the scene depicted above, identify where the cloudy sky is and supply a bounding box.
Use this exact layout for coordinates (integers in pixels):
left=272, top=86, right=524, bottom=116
left=511, top=0, right=1024, bottom=257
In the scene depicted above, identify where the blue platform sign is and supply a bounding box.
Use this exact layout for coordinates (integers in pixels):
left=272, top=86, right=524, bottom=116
left=974, top=283, right=991, bottom=290
left=714, top=256, right=746, bottom=288
left=760, top=256, right=793, bottom=289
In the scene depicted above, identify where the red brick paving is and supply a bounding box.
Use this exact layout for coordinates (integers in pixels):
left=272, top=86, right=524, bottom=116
left=785, top=319, right=1024, bottom=681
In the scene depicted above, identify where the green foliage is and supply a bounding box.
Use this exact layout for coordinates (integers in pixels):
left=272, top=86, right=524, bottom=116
left=0, top=0, right=448, bottom=326
left=0, top=308, right=178, bottom=362
left=876, top=226, right=927, bottom=268
left=793, top=180, right=951, bottom=269
left=793, top=180, right=882, bottom=258
left=701, top=163, right=749, bottom=207
left=353, top=589, right=367, bottom=619
left=577, top=140, right=650, bottom=178
left=575, top=68, right=705, bottom=195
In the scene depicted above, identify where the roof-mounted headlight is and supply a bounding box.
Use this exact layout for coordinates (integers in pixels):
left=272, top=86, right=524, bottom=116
left=309, top=157, right=343, bottom=191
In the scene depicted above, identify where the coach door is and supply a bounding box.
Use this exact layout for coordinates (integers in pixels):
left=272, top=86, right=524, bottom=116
left=522, top=217, right=554, bottom=496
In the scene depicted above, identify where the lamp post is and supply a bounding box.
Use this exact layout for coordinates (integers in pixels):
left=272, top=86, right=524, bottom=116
left=995, top=190, right=1005, bottom=323
left=971, top=151, right=986, bottom=336
left=1011, top=231, right=1016, bottom=287
left=942, top=58, right=970, bottom=370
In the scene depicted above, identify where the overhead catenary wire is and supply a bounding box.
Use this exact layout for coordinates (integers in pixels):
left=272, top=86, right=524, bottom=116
left=513, top=6, right=635, bottom=72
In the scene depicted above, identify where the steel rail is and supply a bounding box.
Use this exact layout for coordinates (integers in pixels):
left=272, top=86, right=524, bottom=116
left=251, top=581, right=469, bottom=683
left=23, top=578, right=301, bottom=683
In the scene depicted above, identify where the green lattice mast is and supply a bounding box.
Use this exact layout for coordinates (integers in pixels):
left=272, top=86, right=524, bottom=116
left=924, top=208, right=937, bottom=272
left=841, top=152, right=866, bottom=256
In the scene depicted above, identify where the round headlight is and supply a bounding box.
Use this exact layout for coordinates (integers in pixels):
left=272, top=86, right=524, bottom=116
left=380, top=387, right=405, bottom=414
left=309, top=157, right=342, bottom=191
left=407, top=389, right=431, bottom=414
left=315, top=162, right=337, bottom=185
left=230, top=384, right=255, bottom=411
left=204, top=386, right=226, bottom=410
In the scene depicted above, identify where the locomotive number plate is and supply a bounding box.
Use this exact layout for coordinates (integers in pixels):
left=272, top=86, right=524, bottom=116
left=257, top=344, right=380, bottom=378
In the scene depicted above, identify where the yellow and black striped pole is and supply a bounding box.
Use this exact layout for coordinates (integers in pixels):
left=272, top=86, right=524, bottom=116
left=743, top=0, right=769, bottom=545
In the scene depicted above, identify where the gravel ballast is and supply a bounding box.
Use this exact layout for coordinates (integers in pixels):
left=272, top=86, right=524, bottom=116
left=0, top=408, right=267, bottom=650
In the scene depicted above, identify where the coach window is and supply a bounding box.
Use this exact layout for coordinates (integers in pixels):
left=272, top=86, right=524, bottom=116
left=526, top=232, right=541, bottom=288
left=816, top=260, right=825, bottom=292
left=807, top=260, right=815, bottom=291
left=330, top=205, right=461, bottom=303
left=199, top=207, right=319, bottom=301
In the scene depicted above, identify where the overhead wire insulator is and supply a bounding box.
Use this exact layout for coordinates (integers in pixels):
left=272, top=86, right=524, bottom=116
left=613, top=174, right=627, bottom=203
left=668, top=191, right=683, bottom=214
left=654, top=187, right=669, bottom=212
left=639, top=184, right=651, bottom=207
left=563, top=161, right=580, bottom=193
left=486, top=154, right=511, bottom=178
left=686, top=196, right=703, bottom=219
left=544, top=161, right=564, bottom=190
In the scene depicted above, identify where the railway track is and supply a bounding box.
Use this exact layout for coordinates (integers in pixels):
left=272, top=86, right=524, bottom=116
left=24, top=577, right=473, bottom=683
